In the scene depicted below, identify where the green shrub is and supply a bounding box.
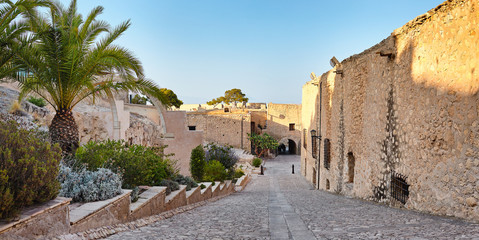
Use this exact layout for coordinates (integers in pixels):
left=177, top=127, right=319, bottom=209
left=252, top=157, right=262, bottom=167
left=26, top=96, right=46, bottom=108
left=204, top=143, right=238, bottom=170
left=160, top=179, right=180, bottom=195
left=174, top=174, right=198, bottom=191
left=190, top=145, right=206, bottom=181
left=203, top=160, right=227, bottom=182
left=234, top=168, right=245, bottom=178
left=200, top=184, right=206, bottom=189
left=0, top=120, right=61, bottom=219
left=57, top=163, right=122, bottom=202
left=75, top=140, right=177, bottom=188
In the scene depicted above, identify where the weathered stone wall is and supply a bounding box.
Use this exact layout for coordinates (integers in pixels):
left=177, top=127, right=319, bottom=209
left=302, top=0, right=479, bottom=221
left=264, top=103, right=302, bottom=154
left=187, top=110, right=252, bottom=151
left=300, top=80, right=319, bottom=185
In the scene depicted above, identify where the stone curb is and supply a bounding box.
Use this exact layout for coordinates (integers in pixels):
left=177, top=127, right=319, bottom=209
left=54, top=193, right=233, bottom=240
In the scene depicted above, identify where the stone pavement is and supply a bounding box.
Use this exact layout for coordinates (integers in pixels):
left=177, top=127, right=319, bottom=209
left=106, top=155, right=479, bottom=239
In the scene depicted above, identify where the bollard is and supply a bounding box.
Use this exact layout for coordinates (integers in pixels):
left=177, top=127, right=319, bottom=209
left=260, top=165, right=264, bottom=175
left=292, top=164, right=294, bottom=174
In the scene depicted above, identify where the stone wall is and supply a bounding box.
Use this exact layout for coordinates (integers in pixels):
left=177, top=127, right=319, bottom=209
left=302, top=0, right=479, bottom=221
left=300, top=80, right=319, bottom=186
left=187, top=110, right=254, bottom=152
left=264, top=103, right=302, bottom=154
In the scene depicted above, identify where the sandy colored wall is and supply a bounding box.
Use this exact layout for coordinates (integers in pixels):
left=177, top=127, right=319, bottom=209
left=264, top=103, right=302, bottom=153
left=303, top=0, right=479, bottom=221
left=187, top=110, right=252, bottom=152
left=300, top=80, right=319, bottom=185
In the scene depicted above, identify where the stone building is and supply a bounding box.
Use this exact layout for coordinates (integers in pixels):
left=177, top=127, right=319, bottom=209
left=301, top=0, right=479, bottom=221
left=263, top=103, right=302, bottom=155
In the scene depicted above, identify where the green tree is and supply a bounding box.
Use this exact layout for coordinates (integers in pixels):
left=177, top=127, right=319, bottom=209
left=190, top=145, right=206, bottom=181
left=248, top=133, right=279, bottom=158
left=207, top=88, right=248, bottom=108
left=160, top=88, right=183, bottom=108
left=15, top=0, right=167, bottom=153
left=0, top=0, right=49, bottom=81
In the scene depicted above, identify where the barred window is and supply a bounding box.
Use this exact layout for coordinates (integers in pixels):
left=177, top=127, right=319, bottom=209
left=324, top=138, right=330, bottom=170
left=289, top=123, right=295, bottom=131
left=312, top=135, right=318, bottom=158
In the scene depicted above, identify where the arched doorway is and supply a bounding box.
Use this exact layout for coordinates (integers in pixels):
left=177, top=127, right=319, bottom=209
left=277, top=138, right=297, bottom=155
left=288, top=139, right=296, bottom=155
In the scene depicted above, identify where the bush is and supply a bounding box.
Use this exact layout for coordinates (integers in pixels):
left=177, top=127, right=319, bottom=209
left=75, top=140, right=177, bottom=188
left=27, top=96, right=47, bottom=108
left=174, top=174, right=198, bottom=191
left=57, top=164, right=122, bottom=202
left=200, top=184, right=206, bottom=189
left=204, top=143, right=238, bottom=170
left=190, top=145, right=206, bottom=182
left=203, top=160, right=227, bottom=182
left=0, top=120, right=61, bottom=219
left=160, top=179, right=180, bottom=195
left=234, top=168, right=245, bottom=178
left=252, top=157, right=262, bottom=167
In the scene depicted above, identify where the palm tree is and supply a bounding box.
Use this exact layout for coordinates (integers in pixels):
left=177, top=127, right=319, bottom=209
left=15, top=0, right=167, bottom=153
left=0, top=0, right=49, bottom=80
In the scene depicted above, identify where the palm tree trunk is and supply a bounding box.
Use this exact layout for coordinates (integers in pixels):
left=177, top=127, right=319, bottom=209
left=49, top=109, right=79, bottom=153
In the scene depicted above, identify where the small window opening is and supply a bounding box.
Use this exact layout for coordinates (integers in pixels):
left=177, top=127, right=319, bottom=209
left=326, top=179, right=330, bottom=190
left=391, top=171, right=410, bottom=204
left=324, top=138, right=331, bottom=170
left=347, top=152, right=355, bottom=183
left=303, top=129, right=307, bottom=149
left=224, top=108, right=229, bottom=112
left=289, top=123, right=295, bottom=131
left=188, top=126, right=196, bottom=131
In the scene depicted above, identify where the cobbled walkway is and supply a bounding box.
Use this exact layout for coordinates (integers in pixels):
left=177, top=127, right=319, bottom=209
left=107, top=155, right=479, bottom=239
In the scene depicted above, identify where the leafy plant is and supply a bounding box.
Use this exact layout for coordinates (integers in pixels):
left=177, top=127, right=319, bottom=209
left=160, top=179, right=180, bottom=195
left=75, top=140, right=177, bottom=188
left=203, top=160, right=227, bottom=182
left=204, top=143, right=238, bottom=170
left=27, top=96, right=46, bottom=107
left=234, top=168, right=245, bottom=178
left=57, top=164, right=122, bottom=202
left=174, top=174, right=198, bottom=191
left=190, top=145, right=206, bottom=182
left=252, top=158, right=262, bottom=167
left=207, top=88, right=248, bottom=108
left=0, top=120, right=61, bottom=219
left=248, top=133, right=279, bottom=158
left=130, top=94, right=150, bottom=105
left=200, top=184, right=206, bottom=189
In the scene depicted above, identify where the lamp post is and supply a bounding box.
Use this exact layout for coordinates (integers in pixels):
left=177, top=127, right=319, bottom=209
left=311, top=129, right=321, bottom=189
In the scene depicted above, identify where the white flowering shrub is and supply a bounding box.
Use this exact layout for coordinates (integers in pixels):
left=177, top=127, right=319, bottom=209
left=58, top=163, right=123, bottom=202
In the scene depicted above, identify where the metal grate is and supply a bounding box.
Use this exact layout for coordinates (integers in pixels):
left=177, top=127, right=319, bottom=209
left=390, top=171, right=409, bottom=204
left=312, top=136, right=318, bottom=159
left=323, top=138, right=330, bottom=170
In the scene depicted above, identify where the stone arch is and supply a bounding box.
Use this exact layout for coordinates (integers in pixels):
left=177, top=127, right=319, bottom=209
left=278, top=137, right=300, bottom=155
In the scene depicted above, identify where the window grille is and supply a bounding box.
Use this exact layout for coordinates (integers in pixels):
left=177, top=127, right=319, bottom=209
left=312, top=136, right=318, bottom=159
left=289, top=123, right=295, bottom=131
left=324, top=138, right=330, bottom=170
left=390, top=171, right=409, bottom=204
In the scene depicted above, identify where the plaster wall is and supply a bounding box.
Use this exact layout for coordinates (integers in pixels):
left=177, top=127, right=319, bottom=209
left=300, top=81, right=319, bottom=185
left=264, top=103, right=302, bottom=153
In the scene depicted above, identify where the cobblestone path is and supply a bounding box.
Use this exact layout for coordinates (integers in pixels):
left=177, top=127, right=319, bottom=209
left=107, top=155, right=479, bottom=239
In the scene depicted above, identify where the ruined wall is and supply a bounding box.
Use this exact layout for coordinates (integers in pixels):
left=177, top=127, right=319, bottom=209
left=304, top=0, right=479, bottom=221
left=187, top=110, right=252, bottom=152
left=264, top=103, right=302, bottom=153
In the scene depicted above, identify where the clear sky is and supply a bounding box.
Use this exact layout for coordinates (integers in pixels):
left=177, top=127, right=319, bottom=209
left=68, top=0, right=443, bottom=104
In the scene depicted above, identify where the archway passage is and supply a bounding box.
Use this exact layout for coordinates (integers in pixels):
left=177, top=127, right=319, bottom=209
left=277, top=139, right=297, bottom=155
left=288, top=139, right=296, bottom=155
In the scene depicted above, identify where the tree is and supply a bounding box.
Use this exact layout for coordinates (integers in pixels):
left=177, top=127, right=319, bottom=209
left=207, top=88, right=248, bottom=108
left=0, top=0, right=49, bottom=81
left=248, top=133, right=279, bottom=158
left=160, top=88, right=183, bottom=109
left=15, top=0, right=167, bottom=153
left=190, top=145, right=206, bottom=181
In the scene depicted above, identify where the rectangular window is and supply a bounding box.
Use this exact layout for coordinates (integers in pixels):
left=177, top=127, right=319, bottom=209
left=391, top=171, right=410, bottom=204
left=312, top=136, right=317, bottom=159
left=289, top=123, right=295, bottom=131
left=324, top=138, right=330, bottom=170
left=188, top=126, right=196, bottom=131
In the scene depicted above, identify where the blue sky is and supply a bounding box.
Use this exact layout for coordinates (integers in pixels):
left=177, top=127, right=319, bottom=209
left=69, top=0, right=443, bottom=104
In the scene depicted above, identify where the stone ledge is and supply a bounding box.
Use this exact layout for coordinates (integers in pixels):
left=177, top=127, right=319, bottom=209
left=0, top=197, right=71, bottom=238
left=129, top=187, right=167, bottom=221
left=69, top=190, right=131, bottom=224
